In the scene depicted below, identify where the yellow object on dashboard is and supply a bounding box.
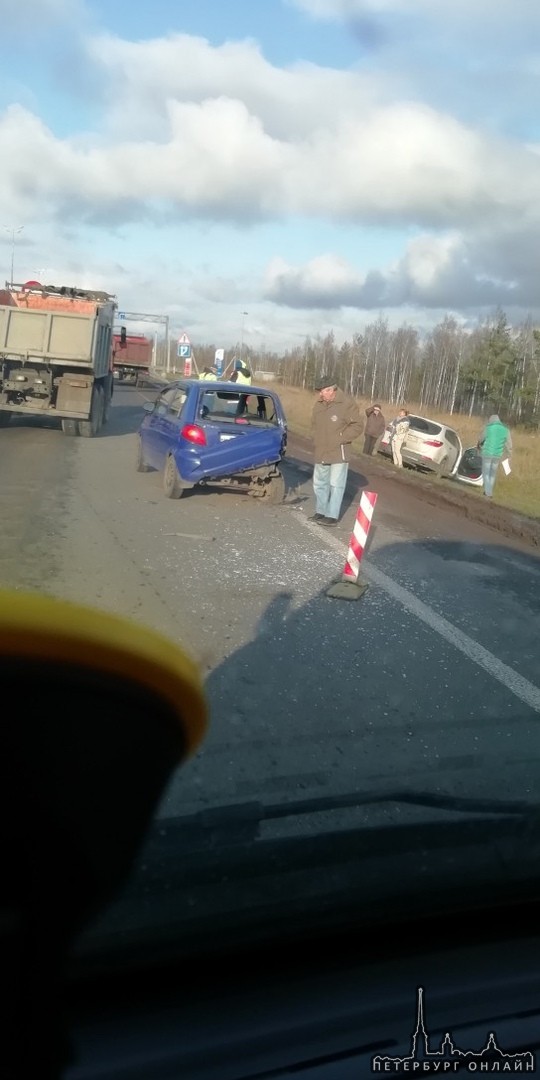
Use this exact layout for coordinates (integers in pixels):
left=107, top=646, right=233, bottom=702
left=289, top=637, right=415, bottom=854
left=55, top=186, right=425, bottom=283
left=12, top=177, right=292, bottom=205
left=0, top=588, right=208, bottom=758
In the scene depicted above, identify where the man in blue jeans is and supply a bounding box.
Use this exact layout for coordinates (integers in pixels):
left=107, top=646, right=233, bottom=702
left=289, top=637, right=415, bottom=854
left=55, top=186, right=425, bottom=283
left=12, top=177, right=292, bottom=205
left=310, top=376, right=363, bottom=526
left=477, top=413, right=512, bottom=499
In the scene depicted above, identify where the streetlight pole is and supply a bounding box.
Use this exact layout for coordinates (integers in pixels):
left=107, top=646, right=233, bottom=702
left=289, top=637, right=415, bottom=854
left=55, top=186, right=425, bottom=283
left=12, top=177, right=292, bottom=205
left=2, top=225, right=24, bottom=286
left=240, top=311, right=248, bottom=365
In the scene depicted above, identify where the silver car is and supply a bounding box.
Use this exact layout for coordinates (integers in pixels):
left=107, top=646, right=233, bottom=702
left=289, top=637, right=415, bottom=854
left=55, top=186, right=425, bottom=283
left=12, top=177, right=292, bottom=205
left=379, top=413, right=463, bottom=477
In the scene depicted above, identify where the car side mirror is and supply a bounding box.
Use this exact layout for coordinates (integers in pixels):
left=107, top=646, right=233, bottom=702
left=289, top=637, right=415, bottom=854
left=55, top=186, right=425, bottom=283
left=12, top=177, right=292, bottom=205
left=143, top=401, right=155, bottom=413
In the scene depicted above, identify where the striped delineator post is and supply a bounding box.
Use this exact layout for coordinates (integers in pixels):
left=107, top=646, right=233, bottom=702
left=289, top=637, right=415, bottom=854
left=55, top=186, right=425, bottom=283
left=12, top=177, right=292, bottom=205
left=343, top=491, right=378, bottom=581
left=326, top=490, right=378, bottom=600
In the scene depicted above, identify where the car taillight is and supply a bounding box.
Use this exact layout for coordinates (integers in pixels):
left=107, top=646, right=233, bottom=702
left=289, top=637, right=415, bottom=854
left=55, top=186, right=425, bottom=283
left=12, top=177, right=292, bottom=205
left=181, top=424, right=207, bottom=445
left=424, top=439, right=444, bottom=447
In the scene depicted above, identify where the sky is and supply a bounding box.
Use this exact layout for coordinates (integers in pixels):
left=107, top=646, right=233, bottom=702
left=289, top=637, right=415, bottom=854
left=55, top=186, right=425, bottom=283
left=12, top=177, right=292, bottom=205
left=1, top=0, right=540, bottom=357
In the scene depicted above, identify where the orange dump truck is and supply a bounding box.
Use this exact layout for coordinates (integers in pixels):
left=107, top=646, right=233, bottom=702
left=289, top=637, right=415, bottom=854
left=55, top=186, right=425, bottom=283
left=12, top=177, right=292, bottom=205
left=0, top=281, right=116, bottom=436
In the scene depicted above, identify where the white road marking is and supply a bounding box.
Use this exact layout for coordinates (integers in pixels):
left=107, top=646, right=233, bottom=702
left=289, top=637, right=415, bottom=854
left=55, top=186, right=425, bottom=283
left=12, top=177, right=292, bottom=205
left=298, top=516, right=540, bottom=715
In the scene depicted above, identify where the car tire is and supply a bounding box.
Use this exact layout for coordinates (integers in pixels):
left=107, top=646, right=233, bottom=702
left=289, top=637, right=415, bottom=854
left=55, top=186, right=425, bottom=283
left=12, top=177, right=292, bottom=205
left=261, top=471, right=285, bottom=504
left=163, top=454, right=185, bottom=499
left=136, top=437, right=150, bottom=473
left=435, top=455, right=449, bottom=478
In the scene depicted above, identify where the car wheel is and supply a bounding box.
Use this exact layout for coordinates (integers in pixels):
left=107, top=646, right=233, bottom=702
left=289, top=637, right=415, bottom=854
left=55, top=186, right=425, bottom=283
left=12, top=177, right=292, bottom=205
left=163, top=454, right=185, bottom=499
left=136, top=436, right=150, bottom=473
left=260, top=471, right=285, bottom=504
left=435, top=455, right=449, bottom=478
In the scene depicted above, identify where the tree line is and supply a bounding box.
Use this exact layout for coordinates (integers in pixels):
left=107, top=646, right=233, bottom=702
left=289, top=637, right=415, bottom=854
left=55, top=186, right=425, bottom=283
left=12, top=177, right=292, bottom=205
left=181, top=309, right=540, bottom=427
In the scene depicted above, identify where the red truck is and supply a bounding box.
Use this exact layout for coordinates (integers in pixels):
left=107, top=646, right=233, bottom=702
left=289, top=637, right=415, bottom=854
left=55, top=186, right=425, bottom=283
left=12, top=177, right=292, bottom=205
left=113, top=330, right=153, bottom=385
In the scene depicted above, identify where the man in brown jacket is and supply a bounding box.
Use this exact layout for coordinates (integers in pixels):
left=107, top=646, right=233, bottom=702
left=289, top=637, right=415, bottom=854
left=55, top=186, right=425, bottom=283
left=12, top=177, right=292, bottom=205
left=310, top=376, right=363, bottom=526
left=363, top=403, right=386, bottom=455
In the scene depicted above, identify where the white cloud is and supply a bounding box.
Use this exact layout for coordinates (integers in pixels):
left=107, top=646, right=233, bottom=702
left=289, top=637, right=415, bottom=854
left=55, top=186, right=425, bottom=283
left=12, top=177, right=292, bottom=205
left=2, top=13, right=540, bottom=345
left=1, top=81, right=539, bottom=234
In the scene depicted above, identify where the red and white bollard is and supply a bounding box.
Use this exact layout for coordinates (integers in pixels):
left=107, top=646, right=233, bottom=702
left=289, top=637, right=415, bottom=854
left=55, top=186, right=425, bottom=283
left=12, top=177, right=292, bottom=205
left=326, top=491, right=378, bottom=600
left=343, top=491, right=378, bottom=580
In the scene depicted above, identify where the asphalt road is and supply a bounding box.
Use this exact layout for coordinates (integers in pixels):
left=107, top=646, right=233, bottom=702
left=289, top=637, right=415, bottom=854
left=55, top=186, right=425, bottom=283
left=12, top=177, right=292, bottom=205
left=1, top=385, right=539, bottom=821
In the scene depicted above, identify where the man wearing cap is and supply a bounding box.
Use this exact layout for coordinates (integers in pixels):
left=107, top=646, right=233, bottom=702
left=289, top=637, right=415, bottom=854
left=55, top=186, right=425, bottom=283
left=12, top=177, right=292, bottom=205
left=310, top=376, right=363, bottom=526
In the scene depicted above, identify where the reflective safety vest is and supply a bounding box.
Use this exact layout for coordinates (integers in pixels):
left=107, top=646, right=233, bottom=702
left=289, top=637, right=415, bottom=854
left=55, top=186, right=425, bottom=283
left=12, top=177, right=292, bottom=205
left=235, top=369, right=252, bottom=386
left=199, top=371, right=217, bottom=381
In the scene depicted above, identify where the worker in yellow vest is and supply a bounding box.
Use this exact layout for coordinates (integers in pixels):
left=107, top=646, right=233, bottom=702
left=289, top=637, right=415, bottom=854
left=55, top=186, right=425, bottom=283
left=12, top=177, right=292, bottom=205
left=230, top=360, right=252, bottom=416
left=199, top=365, right=218, bottom=381
left=230, top=360, right=252, bottom=386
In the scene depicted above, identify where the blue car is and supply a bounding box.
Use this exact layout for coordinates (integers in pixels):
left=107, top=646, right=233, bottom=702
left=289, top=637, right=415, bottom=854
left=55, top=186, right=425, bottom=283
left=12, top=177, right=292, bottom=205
left=136, top=380, right=287, bottom=502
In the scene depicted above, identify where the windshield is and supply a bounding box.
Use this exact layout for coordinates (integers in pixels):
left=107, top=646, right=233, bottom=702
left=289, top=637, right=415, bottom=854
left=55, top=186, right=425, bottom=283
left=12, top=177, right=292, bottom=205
left=1, top=0, right=540, bottom=994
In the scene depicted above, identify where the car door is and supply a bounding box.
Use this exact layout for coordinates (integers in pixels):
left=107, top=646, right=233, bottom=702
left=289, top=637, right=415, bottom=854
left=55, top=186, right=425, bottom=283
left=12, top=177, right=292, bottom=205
left=455, top=446, right=483, bottom=484
left=443, top=427, right=463, bottom=474
left=143, top=387, right=187, bottom=468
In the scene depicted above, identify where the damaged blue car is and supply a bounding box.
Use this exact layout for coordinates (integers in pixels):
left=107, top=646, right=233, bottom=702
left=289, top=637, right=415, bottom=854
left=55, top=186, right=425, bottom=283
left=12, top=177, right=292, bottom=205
left=136, top=380, right=287, bottom=502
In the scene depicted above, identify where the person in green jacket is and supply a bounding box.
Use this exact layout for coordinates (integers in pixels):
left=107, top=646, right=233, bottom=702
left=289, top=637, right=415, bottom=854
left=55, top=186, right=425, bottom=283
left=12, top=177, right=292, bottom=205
left=477, top=414, right=512, bottom=498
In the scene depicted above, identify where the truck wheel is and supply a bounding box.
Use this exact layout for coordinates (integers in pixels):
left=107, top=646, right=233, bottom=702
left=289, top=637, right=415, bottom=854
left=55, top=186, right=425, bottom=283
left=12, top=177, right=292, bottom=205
left=136, top=437, right=150, bottom=473
left=61, top=419, right=79, bottom=436
left=93, top=384, right=105, bottom=432
left=163, top=454, right=185, bottom=499
left=79, top=388, right=100, bottom=438
left=102, top=379, right=112, bottom=424
left=261, top=471, right=285, bottom=504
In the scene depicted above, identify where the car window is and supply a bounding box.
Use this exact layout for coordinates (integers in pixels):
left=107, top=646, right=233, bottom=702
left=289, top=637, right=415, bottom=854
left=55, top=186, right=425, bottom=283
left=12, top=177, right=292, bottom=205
left=199, top=390, right=278, bottom=422
left=168, top=389, right=187, bottom=416
left=445, top=430, right=461, bottom=449
left=408, top=417, right=442, bottom=435
left=158, top=387, right=180, bottom=409
left=407, top=416, right=428, bottom=432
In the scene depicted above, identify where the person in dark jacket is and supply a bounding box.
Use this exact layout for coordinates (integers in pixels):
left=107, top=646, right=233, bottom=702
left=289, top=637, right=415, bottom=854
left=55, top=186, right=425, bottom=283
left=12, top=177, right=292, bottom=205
left=310, top=376, right=363, bottom=526
left=477, top=414, right=512, bottom=498
left=363, top=404, right=386, bottom=455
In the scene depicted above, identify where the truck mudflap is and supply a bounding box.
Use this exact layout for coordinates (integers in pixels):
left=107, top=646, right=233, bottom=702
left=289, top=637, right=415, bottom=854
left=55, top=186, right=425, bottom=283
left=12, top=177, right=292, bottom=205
left=55, top=373, right=93, bottom=414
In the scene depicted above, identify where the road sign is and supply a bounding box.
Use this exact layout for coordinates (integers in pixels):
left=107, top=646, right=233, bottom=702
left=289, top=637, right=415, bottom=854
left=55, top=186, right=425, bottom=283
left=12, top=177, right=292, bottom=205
left=215, top=348, right=224, bottom=376
left=177, top=332, right=192, bottom=360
